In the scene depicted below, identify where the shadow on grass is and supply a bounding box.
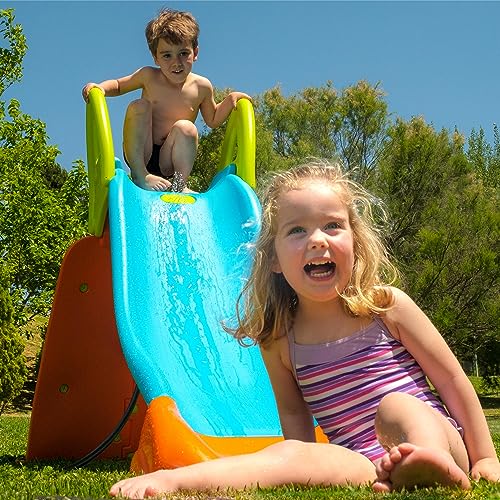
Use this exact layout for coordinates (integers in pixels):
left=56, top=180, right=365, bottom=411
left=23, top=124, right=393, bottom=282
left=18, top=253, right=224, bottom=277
left=8, top=375, right=36, bottom=414
left=0, top=453, right=130, bottom=472
left=479, top=395, right=500, bottom=409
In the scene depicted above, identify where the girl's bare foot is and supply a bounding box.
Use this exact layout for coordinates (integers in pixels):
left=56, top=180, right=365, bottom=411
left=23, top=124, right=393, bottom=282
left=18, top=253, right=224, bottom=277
left=372, top=442, right=471, bottom=492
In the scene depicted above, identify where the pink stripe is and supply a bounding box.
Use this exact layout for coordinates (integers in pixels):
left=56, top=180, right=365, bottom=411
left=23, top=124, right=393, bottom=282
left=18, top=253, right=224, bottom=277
left=301, top=365, right=422, bottom=408
left=298, top=345, right=401, bottom=380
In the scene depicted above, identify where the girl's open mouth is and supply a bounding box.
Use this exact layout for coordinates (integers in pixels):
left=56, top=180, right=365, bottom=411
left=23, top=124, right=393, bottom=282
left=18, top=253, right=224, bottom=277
left=304, top=261, right=336, bottom=279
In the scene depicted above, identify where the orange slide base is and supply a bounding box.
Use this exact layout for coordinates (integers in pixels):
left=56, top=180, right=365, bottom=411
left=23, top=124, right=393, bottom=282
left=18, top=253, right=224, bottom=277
left=27, top=224, right=146, bottom=461
left=131, top=395, right=328, bottom=474
left=26, top=223, right=327, bottom=470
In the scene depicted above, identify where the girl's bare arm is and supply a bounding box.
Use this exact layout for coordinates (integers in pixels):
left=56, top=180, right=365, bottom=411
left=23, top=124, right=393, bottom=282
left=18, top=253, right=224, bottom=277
left=385, top=287, right=500, bottom=480
left=260, top=337, right=316, bottom=442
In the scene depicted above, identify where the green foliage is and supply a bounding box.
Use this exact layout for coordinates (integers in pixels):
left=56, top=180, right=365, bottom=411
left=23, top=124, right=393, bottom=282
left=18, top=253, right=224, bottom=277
left=198, top=81, right=390, bottom=190
left=259, top=83, right=338, bottom=160
left=0, top=10, right=89, bottom=327
left=0, top=105, right=89, bottom=325
left=467, top=125, right=500, bottom=188
left=0, top=8, right=26, bottom=97
left=333, top=81, right=389, bottom=182
left=191, top=88, right=226, bottom=191
left=373, top=118, right=467, bottom=251
left=194, top=82, right=500, bottom=373
left=0, top=267, right=27, bottom=414
left=371, top=118, right=499, bottom=366
left=257, top=81, right=389, bottom=184
left=0, top=10, right=498, bottom=380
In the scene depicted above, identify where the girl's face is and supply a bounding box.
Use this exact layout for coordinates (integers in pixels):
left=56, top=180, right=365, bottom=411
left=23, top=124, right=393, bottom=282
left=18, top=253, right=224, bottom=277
left=273, top=180, right=355, bottom=304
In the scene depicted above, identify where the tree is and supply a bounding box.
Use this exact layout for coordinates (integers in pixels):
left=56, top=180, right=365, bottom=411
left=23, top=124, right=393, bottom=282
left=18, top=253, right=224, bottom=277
left=332, top=80, right=389, bottom=182
left=256, top=81, right=390, bottom=184
left=191, top=89, right=228, bottom=191
left=375, top=117, right=499, bottom=367
left=0, top=8, right=26, bottom=96
left=198, top=84, right=498, bottom=374
left=467, top=125, right=500, bottom=188
left=0, top=10, right=88, bottom=327
left=0, top=102, right=89, bottom=326
left=373, top=118, right=468, bottom=253
left=259, top=83, right=338, bottom=160
left=466, top=125, right=500, bottom=378
left=0, top=264, right=27, bottom=414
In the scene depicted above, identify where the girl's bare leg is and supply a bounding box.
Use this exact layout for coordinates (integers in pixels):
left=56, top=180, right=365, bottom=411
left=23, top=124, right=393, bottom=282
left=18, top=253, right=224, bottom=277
left=373, top=392, right=470, bottom=492
left=110, top=440, right=376, bottom=499
left=123, top=99, right=171, bottom=191
left=160, top=120, right=198, bottom=192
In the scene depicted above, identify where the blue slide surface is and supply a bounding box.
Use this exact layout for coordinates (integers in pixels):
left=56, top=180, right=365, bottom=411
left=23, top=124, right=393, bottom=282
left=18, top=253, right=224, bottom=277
left=107, top=164, right=282, bottom=438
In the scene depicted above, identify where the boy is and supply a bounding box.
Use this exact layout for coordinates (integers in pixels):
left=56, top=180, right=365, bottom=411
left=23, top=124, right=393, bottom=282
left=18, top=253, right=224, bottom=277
left=82, top=8, right=251, bottom=192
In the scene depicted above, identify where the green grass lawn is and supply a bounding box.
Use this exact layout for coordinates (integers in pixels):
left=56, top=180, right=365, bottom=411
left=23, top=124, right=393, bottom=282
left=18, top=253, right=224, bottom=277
left=1, top=409, right=500, bottom=500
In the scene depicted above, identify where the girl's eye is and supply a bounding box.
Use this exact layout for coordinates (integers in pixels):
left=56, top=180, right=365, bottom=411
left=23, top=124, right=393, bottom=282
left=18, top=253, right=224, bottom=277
left=325, top=222, right=341, bottom=230
left=288, top=226, right=305, bottom=235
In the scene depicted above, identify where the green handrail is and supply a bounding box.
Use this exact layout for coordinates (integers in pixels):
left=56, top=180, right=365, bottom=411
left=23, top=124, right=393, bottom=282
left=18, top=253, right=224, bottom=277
left=218, top=98, right=256, bottom=188
left=86, top=87, right=115, bottom=237
left=85, top=94, right=256, bottom=237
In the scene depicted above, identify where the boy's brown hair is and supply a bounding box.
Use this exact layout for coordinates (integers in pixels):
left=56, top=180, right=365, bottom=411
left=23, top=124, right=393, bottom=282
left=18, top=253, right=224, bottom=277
left=145, top=8, right=199, bottom=56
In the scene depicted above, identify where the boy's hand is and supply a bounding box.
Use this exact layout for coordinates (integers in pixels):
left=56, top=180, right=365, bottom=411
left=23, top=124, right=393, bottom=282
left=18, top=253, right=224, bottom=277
left=228, top=91, right=252, bottom=109
left=82, top=83, right=104, bottom=103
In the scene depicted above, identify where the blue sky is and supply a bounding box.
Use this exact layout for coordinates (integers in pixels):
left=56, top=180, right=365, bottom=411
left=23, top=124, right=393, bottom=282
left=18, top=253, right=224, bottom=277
left=3, top=1, right=500, bottom=170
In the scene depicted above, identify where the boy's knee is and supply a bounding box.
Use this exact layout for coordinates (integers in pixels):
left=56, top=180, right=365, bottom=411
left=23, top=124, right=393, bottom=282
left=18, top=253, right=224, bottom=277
left=126, top=98, right=152, bottom=117
left=172, top=119, right=198, bottom=139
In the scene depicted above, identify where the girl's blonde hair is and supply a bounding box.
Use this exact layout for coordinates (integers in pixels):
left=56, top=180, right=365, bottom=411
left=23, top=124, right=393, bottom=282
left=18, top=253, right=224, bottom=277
left=229, top=160, right=399, bottom=347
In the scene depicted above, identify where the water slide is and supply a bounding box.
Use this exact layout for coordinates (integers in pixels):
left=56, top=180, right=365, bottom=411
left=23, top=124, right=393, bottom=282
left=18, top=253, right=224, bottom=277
left=27, top=89, right=312, bottom=472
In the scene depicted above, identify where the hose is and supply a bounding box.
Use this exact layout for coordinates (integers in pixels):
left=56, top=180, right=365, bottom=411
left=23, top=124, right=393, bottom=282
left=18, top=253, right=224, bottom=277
left=71, top=385, right=140, bottom=468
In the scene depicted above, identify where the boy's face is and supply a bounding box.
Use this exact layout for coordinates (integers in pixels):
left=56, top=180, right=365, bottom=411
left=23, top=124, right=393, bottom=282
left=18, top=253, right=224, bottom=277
left=154, top=38, right=198, bottom=85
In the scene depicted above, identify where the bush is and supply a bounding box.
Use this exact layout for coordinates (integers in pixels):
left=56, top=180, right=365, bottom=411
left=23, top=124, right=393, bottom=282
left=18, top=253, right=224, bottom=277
left=0, top=268, right=27, bottom=414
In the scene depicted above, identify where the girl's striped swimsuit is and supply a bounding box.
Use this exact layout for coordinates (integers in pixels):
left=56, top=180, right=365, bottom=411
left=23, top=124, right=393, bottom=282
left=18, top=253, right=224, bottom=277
left=287, top=317, right=461, bottom=461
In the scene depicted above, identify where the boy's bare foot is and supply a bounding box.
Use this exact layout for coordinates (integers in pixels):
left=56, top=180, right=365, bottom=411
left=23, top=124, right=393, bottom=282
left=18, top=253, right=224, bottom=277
left=136, top=174, right=172, bottom=191
left=110, top=470, right=173, bottom=498
left=372, top=442, right=471, bottom=492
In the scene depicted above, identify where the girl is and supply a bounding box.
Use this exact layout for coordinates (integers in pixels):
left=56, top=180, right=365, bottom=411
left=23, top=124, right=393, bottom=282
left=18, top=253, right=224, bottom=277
left=111, top=162, right=500, bottom=498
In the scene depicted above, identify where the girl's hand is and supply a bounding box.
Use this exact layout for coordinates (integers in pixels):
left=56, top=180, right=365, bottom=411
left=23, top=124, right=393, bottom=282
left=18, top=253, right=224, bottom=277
left=471, top=457, right=500, bottom=482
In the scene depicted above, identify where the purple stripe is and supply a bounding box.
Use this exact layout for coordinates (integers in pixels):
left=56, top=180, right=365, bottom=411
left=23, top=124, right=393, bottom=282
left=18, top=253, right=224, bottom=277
left=310, top=378, right=431, bottom=424
left=300, top=364, right=426, bottom=408
left=291, top=322, right=448, bottom=461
